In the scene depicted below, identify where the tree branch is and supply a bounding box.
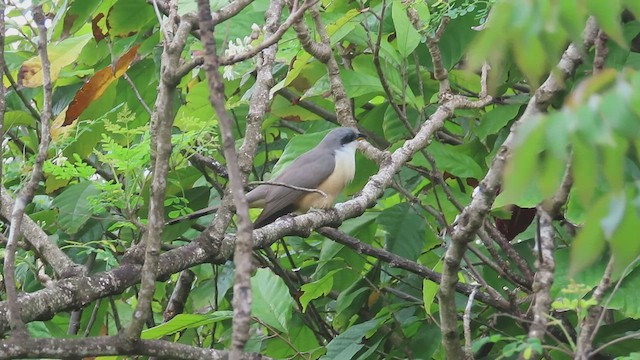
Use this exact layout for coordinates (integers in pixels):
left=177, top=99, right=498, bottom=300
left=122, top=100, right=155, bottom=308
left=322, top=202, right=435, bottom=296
left=196, top=0, right=256, bottom=356
left=0, top=336, right=267, bottom=360
left=438, top=17, right=599, bottom=359
left=124, top=4, right=196, bottom=343
left=3, top=5, right=53, bottom=337
left=317, top=228, right=510, bottom=311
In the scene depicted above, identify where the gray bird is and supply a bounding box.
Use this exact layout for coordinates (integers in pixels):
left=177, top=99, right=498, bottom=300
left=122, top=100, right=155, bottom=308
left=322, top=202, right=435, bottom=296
left=168, top=127, right=366, bottom=228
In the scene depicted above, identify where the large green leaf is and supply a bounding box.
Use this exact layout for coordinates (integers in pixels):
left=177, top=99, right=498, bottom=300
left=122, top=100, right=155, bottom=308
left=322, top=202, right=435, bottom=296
left=52, top=181, right=100, bottom=234
left=605, top=267, right=640, bottom=319
left=587, top=0, right=626, bottom=45
left=427, top=141, right=484, bottom=179
left=340, top=69, right=385, bottom=99
left=251, top=268, right=295, bottom=332
left=391, top=0, right=421, bottom=58
left=609, top=195, right=640, bottom=276
left=107, top=0, right=155, bottom=37
left=299, top=269, right=339, bottom=312
left=476, top=104, right=521, bottom=141
left=569, top=195, right=611, bottom=276
left=377, top=202, right=426, bottom=261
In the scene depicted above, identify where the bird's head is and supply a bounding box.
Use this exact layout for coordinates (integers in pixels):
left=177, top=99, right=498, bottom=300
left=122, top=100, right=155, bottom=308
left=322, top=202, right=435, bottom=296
left=320, top=127, right=367, bottom=151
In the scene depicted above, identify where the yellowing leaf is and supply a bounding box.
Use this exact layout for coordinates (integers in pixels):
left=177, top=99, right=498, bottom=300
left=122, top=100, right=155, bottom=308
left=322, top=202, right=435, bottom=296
left=18, top=34, right=92, bottom=88
left=51, top=107, right=77, bottom=141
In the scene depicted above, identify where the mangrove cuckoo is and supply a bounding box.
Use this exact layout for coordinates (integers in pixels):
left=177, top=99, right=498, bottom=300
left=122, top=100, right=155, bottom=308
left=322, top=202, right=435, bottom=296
left=168, top=127, right=366, bottom=228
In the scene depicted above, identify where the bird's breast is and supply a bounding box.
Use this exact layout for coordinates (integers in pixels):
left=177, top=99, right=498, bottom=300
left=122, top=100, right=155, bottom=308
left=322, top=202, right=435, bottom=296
left=296, top=143, right=357, bottom=211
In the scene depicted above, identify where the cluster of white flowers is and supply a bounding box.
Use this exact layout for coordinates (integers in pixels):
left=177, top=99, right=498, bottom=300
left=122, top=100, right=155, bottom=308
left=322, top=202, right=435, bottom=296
left=222, top=23, right=263, bottom=81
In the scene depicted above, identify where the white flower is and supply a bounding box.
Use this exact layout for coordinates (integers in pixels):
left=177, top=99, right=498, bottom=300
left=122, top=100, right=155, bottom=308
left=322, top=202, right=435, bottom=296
left=223, top=66, right=237, bottom=80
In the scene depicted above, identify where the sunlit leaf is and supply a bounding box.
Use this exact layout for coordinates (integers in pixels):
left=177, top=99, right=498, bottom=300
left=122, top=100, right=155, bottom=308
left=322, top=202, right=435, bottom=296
left=427, top=141, right=484, bottom=179
left=18, top=34, right=92, bottom=87
left=609, top=197, right=640, bottom=276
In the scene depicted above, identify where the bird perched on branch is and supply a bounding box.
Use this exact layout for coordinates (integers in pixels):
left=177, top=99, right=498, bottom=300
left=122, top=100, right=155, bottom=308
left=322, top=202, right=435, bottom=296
left=167, top=127, right=366, bottom=228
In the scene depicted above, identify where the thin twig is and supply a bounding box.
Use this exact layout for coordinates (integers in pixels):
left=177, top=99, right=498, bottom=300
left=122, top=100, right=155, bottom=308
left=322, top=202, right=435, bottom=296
left=464, top=287, right=478, bottom=359
left=123, top=73, right=153, bottom=116
left=151, top=0, right=172, bottom=43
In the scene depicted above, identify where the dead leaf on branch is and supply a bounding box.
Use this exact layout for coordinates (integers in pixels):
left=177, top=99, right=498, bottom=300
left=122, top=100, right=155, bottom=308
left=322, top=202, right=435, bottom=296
left=63, top=44, right=140, bottom=127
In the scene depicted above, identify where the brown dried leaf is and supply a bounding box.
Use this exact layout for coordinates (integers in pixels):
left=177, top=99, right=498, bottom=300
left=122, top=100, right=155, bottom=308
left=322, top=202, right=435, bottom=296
left=92, top=13, right=108, bottom=43
left=63, top=45, right=140, bottom=126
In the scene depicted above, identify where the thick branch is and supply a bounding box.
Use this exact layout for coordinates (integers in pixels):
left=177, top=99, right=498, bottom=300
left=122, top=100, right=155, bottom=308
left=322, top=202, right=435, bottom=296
left=4, top=5, right=53, bottom=336
left=438, top=17, right=599, bottom=359
left=0, top=335, right=266, bottom=360
left=124, top=8, right=190, bottom=343
left=197, top=0, right=256, bottom=356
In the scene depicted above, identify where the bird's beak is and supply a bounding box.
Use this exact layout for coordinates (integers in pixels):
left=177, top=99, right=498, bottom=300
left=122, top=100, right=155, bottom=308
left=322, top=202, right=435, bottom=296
left=356, top=133, right=367, bottom=141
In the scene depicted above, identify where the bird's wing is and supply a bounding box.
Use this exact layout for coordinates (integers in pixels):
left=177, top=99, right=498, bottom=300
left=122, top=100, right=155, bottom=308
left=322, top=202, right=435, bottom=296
left=253, top=148, right=336, bottom=227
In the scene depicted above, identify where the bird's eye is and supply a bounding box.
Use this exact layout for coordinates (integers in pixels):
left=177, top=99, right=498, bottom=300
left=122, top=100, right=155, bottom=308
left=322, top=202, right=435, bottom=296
left=341, top=133, right=356, bottom=144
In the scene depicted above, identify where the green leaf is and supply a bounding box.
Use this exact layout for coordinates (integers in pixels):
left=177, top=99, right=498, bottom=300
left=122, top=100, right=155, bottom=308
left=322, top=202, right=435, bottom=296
left=3, top=110, right=36, bottom=129
left=377, top=203, right=426, bottom=261
left=251, top=268, right=295, bottom=332
left=321, top=319, right=381, bottom=360
left=476, top=104, right=521, bottom=140
left=60, top=0, right=102, bottom=37
left=587, top=0, right=626, bottom=46
left=327, top=9, right=362, bottom=44
left=605, top=266, right=640, bottom=318
left=512, top=35, right=546, bottom=88
left=602, top=137, right=628, bottom=191
left=410, top=322, right=441, bottom=358
left=423, top=278, right=439, bottom=315
left=107, top=0, right=155, bottom=37
left=572, top=136, right=599, bottom=204
left=570, top=195, right=611, bottom=276
left=334, top=287, right=369, bottom=330
left=427, top=141, right=484, bottom=179
left=501, top=119, right=545, bottom=205
left=299, top=269, right=339, bottom=312
left=52, top=181, right=100, bottom=234
left=609, top=196, right=640, bottom=276
left=625, top=0, right=640, bottom=18
left=141, top=312, right=232, bottom=339
left=600, top=193, right=626, bottom=240
left=391, top=0, right=421, bottom=58
left=340, top=69, right=384, bottom=99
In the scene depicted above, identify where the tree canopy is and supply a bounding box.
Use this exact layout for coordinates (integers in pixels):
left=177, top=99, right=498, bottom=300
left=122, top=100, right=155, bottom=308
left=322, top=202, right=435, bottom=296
left=2, top=0, right=640, bottom=359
